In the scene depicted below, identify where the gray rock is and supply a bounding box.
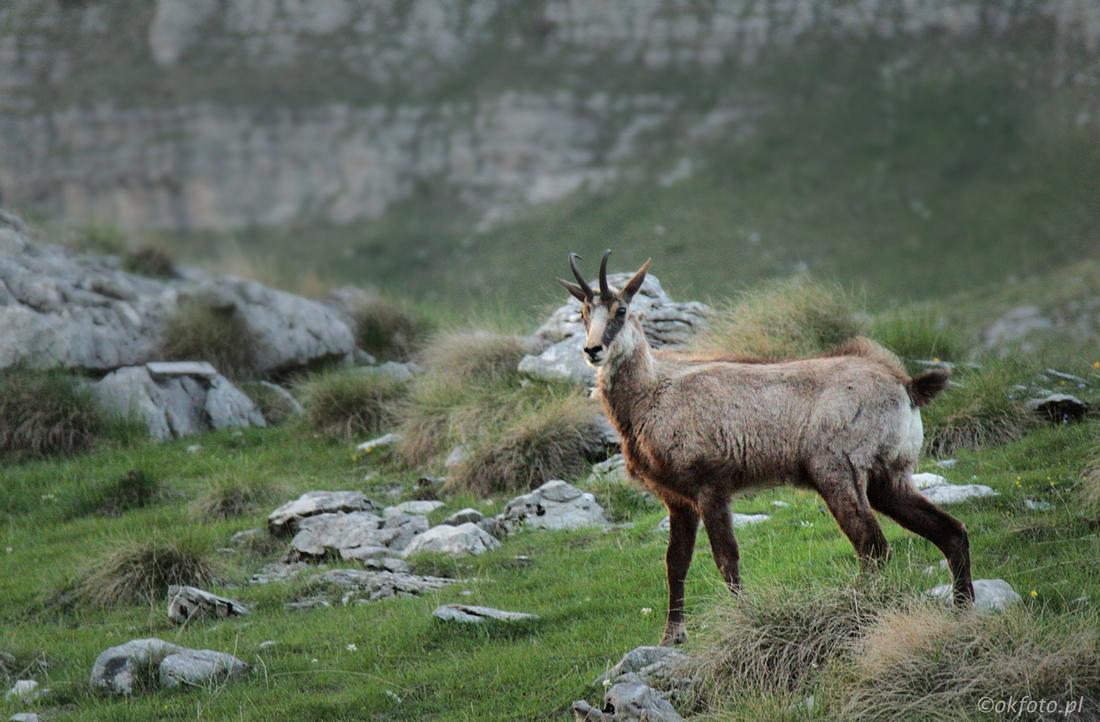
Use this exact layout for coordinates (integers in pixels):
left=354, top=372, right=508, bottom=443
left=158, top=648, right=249, bottom=690
left=287, top=511, right=386, bottom=560
left=268, top=491, right=378, bottom=536
left=92, top=365, right=265, bottom=440
left=310, top=568, right=453, bottom=602
left=180, top=277, right=354, bottom=373
left=401, top=523, right=501, bottom=558
left=9, top=713, right=42, bottom=722
left=88, top=638, right=244, bottom=696
left=573, top=681, right=685, bottom=722
left=926, top=578, right=1022, bottom=611
left=444, top=508, right=484, bottom=526
left=499, top=480, right=609, bottom=532
left=248, top=562, right=312, bottom=585
left=594, top=646, right=691, bottom=689
left=356, top=432, right=402, bottom=454
left=432, top=604, right=539, bottom=624
left=919, top=483, right=999, bottom=505
left=388, top=500, right=446, bottom=516
left=1026, top=393, right=1090, bottom=423
left=520, top=273, right=710, bottom=385
left=167, top=585, right=250, bottom=625
left=4, top=680, right=38, bottom=702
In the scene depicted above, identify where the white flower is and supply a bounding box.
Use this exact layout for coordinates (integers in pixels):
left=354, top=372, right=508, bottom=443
left=346, top=643, right=357, bottom=652
left=385, top=690, right=403, bottom=704
left=640, top=607, right=653, bottom=616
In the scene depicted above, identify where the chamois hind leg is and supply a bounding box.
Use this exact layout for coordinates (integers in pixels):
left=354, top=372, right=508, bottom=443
left=699, top=498, right=742, bottom=594
left=809, top=456, right=890, bottom=571
left=867, top=467, right=974, bottom=606
left=660, top=502, right=699, bottom=646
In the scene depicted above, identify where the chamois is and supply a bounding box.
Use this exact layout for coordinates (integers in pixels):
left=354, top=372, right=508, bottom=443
left=559, top=251, right=974, bottom=645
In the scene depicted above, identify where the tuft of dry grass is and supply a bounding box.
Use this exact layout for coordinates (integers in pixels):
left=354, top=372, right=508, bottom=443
left=75, top=538, right=219, bottom=607
left=396, top=331, right=533, bottom=467
left=0, top=368, right=103, bottom=462
left=297, top=369, right=406, bottom=441
left=838, top=606, right=1100, bottom=721
left=447, top=395, right=608, bottom=495
left=190, top=476, right=285, bottom=520
left=690, top=277, right=862, bottom=360
left=689, top=579, right=901, bottom=700
left=159, top=299, right=260, bottom=380
left=921, top=361, right=1037, bottom=457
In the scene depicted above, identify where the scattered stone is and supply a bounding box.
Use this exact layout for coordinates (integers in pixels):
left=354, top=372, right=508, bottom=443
left=1025, top=498, right=1055, bottom=511
left=499, top=480, right=609, bottom=532
left=389, top=500, right=445, bottom=516
left=4, top=680, right=38, bottom=702
left=444, top=445, right=472, bottom=469
left=401, top=523, right=501, bottom=558
left=145, top=360, right=218, bottom=377
left=167, top=585, right=250, bottom=625
left=9, top=713, right=42, bottom=722
left=284, top=596, right=331, bottom=611
left=356, top=433, right=402, bottom=454
left=932, top=459, right=958, bottom=469
left=594, top=646, right=691, bottom=690
left=249, top=562, right=312, bottom=585
left=444, top=508, right=484, bottom=526
left=287, top=511, right=387, bottom=560
left=432, top=604, right=539, bottom=624
left=573, top=682, right=685, bottom=722
left=93, top=366, right=265, bottom=440
left=925, top=578, right=1022, bottom=611
left=268, top=491, right=378, bottom=536
left=655, top=512, right=768, bottom=532
left=911, top=472, right=947, bottom=488
left=309, top=568, right=453, bottom=604
left=89, top=638, right=247, bottom=695
left=361, top=557, right=411, bottom=574
left=919, top=483, right=999, bottom=505
left=1046, top=369, right=1089, bottom=386
left=519, top=273, right=710, bottom=386
left=1026, top=393, right=1090, bottom=423
left=360, top=361, right=422, bottom=384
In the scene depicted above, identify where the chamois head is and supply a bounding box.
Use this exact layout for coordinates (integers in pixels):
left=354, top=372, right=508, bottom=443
left=558, top=250, right=651, bottom=367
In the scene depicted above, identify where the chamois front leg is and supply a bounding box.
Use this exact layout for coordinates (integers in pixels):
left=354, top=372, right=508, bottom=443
left=700, top=501, right=742, bottom=593
left=660, top=503, right=699, bottom=646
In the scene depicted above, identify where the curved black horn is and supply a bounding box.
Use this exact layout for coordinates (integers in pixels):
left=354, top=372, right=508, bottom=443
left=598, top=249, right=612, bottom=298
left=568, top=253, right=593, bottom=300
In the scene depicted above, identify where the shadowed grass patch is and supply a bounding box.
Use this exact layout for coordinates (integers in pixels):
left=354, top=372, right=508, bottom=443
left=297, top=369, right=406, bottom=441
left=159, top=299, right=259, bottom=380
left=73, top=537, right=220, bottom=607
left=347, top=293, right=433, bottom=362
left=189, top=475, right=287, bottom=520
left=0, top=368, right=105, bottom=463
left=868, top=308, right=969, bottom=372
left=690, top=277, right=862, bottom=360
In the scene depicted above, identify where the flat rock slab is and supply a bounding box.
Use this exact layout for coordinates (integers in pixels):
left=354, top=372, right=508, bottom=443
left=90, top=638, right=247, bottom=695
left=500, top=480, right=609, bottom=532
left=432, top=604, right=539, bottom=624
left=920, top=483, right=999, bottom=505
left=145, top=361, right=218, bottom=377
left=594, top=646, right=691, bottom=689
left=401, top=522, right=501, bottom=558
left=309, top=568, right=453, bottom=604
left=167, top=585, right=250, bottom=625
left=926, top=578, right=1022, bottom=611
left=388, top=500, right=446, bottom=516
left=268, top=491, right=378, bottom=536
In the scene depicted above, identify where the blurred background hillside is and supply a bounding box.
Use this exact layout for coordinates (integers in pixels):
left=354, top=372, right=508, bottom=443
left=0, top=0, right=1097, bottom=316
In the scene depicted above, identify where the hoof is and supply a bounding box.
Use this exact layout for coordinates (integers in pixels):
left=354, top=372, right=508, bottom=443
left=658, top=624, right=688, bottom=646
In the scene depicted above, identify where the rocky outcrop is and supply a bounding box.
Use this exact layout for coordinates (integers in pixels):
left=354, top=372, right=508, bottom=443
left=495, top=480, right=609, bottom=533
left=519, top=273, right=710, bottom=385
left=0, top=217, right=356, bottom=374
left=166, top=585, right=250, bottom=625
left=268, top=491, right=379, bottom=536
left=401, top=522, right=501, bottom=558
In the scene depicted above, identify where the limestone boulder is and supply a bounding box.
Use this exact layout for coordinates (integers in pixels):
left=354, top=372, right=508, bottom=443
left=926, top=578, right=1022, bottom=611
left=498, top=480, right=609, bottom=533
left=90, top=638, right=247, bottom=696
left=268, top=491, right=378, bottom=536
left=401, top=522, right=501, bottom=558
left=432, top=604, right=538, bottom=623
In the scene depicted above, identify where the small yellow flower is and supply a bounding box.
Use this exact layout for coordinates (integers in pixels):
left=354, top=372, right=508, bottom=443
left=1030, top=590, right=1038, bottom=597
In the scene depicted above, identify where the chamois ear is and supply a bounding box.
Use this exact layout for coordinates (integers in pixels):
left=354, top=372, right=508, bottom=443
left=620, top=259, right=651, bottom=303
left=558, top=278, right=589, bottom=303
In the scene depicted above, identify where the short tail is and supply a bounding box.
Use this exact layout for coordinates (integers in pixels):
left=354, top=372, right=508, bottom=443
left=907, top=367, right=951, bottom=407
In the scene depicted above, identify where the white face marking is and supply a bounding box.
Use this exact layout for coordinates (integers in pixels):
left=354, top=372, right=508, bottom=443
left=584, top=306, right=610, bottom=366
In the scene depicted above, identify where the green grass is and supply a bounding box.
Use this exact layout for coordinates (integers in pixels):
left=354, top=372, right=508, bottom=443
left=0, top=397, right=1097, bottom=720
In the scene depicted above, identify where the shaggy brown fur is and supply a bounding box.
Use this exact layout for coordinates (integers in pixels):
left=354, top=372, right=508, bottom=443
left=559, top=252, right=974, bottom=645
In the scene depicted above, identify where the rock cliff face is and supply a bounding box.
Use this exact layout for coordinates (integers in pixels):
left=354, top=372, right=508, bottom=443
left=0, top=0, right=1097, bottom=232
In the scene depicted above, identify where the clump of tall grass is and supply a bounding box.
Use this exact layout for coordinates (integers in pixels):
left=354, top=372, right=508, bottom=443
left=689, top=579, right=901, bottom=701
left=0, top=368, right=104, bottom=462
left=690, top=277, right=862, bottom=360
left=836, top=606, right=1100, bottom=721
left=921, top=360, right=1037, bottom=456
left=396, top=331, right=533, bottom=467
left=448, top=395, right=607, bottom=495
left=190, top=475, right=285, bottom=520
left=74, top=538, right=219, bottom=607
left=159, top=299, right=259, bottom=379
left=297, top=368, right=406, bottom=441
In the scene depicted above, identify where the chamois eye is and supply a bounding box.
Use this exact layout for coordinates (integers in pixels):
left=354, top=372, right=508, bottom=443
left=616, top=307, right=627, bottom=318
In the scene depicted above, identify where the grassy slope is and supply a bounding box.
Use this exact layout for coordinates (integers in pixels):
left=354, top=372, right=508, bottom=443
left=0, top=416, right=1097, bottom=720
